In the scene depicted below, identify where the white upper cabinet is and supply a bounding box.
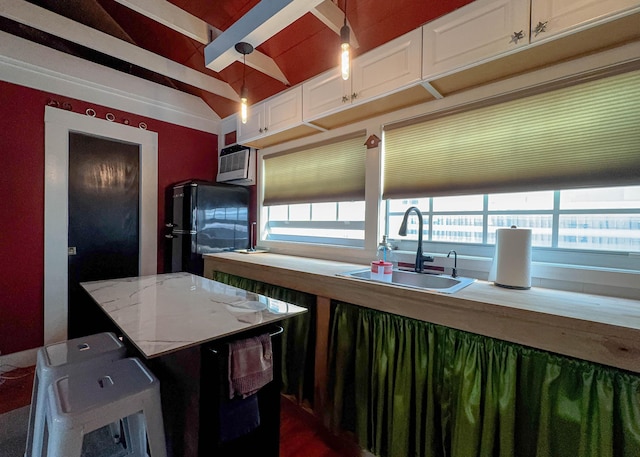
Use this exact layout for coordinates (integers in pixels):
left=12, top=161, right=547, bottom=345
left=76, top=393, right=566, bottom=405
left=351, top=28, right=422, bottom=103
left=423, top=0, right=640, bottom=80
left=237, top=100, right=266, bottom=141
left=265, top=86, right=304, bottom=134
left=530, top=0, right=640, bottom=42
left=302, top=66, right=348, bottom=121
left=238, top=86, right=303, bottom=144
left=303, top=29, right=422, bottom=121
left=422, top=0, right=530, bottom=80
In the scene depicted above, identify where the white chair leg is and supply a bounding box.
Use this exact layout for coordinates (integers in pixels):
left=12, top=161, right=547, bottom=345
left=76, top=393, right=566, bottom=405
left=143, top=400, right=167, bottom=457
left=47, top=427, right=84, bottom=457
left=24, top=373, right=40, bottom=457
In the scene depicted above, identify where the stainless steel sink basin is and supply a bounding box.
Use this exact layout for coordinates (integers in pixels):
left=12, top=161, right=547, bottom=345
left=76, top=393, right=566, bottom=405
left=338, top=268, right=476, bottom=294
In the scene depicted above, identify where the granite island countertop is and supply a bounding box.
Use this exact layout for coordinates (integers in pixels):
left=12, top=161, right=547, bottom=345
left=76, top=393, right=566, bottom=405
left=204, top=252, right=640, bottom=373
left=80, top=272, right=307, bottom=358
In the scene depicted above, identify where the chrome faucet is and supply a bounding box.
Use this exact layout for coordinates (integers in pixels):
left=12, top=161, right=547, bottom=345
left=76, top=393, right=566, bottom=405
left=398, top=206, right=434, bottom=273
left=447, top=250, right=458, bottom=278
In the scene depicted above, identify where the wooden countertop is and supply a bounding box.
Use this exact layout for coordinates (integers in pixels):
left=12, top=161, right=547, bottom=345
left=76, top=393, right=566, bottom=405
left=204, top=252, right=640, bottom=374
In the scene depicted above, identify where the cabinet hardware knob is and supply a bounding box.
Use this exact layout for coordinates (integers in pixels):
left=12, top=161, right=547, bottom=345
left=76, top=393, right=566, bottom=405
left=264, top=126, right=268, bottom=132
left=342, top=95, right=349, bottom=103
left=533, top=21, right=548, bottom=37
left=259, top=128, right=263, bottom=133
left=510, top=30, right=525, bottom=44
left=351, top=92, right=358, bottom=100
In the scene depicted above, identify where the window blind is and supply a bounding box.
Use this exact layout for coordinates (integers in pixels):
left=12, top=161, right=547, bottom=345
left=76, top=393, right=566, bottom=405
left=383, top=69, right=640, bottom=200
left=263, top=133, right=366, bottom=206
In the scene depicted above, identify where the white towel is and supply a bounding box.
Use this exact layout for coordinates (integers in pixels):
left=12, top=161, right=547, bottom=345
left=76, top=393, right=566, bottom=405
left=228, top=333, right=273, bottom=399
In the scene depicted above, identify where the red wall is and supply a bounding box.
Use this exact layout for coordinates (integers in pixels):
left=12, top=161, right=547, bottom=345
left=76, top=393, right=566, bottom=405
left=0, top=81, right=221, bottom=355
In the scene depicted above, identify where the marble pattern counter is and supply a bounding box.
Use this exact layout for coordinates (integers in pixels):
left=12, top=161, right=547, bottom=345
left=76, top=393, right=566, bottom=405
left=80, top=272, right=307, bottom=358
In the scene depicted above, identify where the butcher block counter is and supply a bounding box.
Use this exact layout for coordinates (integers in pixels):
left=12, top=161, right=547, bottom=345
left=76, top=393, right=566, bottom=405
left=204, top=252, right=640, bottom=374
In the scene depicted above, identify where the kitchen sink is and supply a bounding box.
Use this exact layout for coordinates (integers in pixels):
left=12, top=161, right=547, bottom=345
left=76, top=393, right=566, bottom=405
left=338, top=268, right=476, bottom=294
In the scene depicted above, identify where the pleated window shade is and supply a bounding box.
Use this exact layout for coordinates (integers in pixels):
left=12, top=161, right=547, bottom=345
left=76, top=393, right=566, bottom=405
left=383, top=70, right=640, bottom=200
left=263, top=133, right=367, bottom=206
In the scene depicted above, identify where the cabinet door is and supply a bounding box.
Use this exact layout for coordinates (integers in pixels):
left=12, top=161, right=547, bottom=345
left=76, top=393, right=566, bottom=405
left=265, top=86, right=303, bottom=135
left=422, top=0, right=530, bottom=80
left=302, top=67, right=351, bottom=121
left=237, top=102, right=265, bottom=143
left=351, top=28, right=422, bottom=103
left=530, top=0, right=640, bottom=42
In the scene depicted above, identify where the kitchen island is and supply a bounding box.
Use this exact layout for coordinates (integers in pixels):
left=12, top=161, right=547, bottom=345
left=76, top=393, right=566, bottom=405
left=80, top=272, right=307, bottom=457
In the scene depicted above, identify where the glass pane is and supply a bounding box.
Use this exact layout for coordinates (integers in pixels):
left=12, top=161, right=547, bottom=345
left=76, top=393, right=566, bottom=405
left=488, top=191, right=554, bottom=210
left=338, top=201, right=366, bottom=221
left=432, top=215, right=483, bottom=243
left=488, top=215, right=553, bottom=246
left=388, top=198, right=429, bottom=213
left=311, top=202, right=337, bottom=221
left=267, top=205, right=288, bottom=221
left=389, top=214, right=427, bottom=240
left=558, top=214, right=640, bottom=251
left=433, top=195, right=483, bottom=212
left=268, top=226, right=364, bottom=240
left=560, top=186, right=640, bottom=209
left=288, top=204, right=310, bottom=221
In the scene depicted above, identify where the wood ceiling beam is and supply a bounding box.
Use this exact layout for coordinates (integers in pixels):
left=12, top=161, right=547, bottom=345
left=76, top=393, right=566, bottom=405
left=204, top=0, right=325, bottom=73
left=0, top=0, right=239, bottom=101
left=113, top=0, right=290, bottom=85
left=311, top=0, right=359, bottom=49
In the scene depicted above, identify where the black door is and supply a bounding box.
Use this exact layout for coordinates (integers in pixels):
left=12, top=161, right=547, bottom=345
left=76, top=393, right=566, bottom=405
left=67, top=132, right=140, bottom=338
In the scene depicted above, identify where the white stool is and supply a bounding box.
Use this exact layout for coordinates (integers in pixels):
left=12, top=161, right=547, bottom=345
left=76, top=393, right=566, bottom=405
left=25, top=332, right=126, bottom=457
left=43, top=357, right=167, bottom=457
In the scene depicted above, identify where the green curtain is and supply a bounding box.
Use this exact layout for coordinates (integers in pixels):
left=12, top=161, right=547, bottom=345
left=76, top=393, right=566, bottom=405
left=213, top=272, right=316, bottom=406
left=327, top=302, right=640, bottom=457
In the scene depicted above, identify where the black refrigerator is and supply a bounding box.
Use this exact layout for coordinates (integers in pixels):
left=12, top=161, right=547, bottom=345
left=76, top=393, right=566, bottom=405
left=165, top=180, right=249, bottom=275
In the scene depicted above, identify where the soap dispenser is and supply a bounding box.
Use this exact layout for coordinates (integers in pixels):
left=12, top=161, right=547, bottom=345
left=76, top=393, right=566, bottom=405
left=376, top=235, right=395, bottom=265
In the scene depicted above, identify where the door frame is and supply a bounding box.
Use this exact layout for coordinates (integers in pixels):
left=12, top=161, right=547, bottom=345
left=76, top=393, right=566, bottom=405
left=44, top=106, right=158, bottom=345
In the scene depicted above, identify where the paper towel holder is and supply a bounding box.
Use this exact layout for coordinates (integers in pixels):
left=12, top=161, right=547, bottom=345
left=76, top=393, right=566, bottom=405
left=490, top=225, right=532, bottom=290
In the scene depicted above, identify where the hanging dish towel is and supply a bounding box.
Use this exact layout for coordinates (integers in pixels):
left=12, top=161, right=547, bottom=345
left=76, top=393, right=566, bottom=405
left=218, top=393, right=261, bottom=442
left=228, top=333, right=273, bottom=399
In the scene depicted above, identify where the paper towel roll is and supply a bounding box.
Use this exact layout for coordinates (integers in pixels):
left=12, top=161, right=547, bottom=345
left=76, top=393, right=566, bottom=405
left=488, top=226, right=532, bottom=289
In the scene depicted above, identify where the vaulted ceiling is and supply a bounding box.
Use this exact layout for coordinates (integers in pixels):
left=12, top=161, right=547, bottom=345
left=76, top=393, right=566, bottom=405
left=1, top=0, right=473, bottom=120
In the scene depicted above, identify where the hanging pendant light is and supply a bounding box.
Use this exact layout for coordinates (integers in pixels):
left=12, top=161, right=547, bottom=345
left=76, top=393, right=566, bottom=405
left=340, top=0, right=350, bottom=81
left=235, top=42, right=254, bottom=124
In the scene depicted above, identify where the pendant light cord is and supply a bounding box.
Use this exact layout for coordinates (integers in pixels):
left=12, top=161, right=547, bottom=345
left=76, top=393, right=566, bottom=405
left=343, top=0, right=348, bottom=26
left=242, top=53, right=246, bottom=88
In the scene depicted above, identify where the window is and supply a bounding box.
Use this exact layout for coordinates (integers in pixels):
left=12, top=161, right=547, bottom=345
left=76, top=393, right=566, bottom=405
left=386, top=186, right=640, bottom=269
left=262, top=134, right=367, bottom=247
left=381, top=70, right=640, bottom=271
left=263, top=201, right=366, bottom=246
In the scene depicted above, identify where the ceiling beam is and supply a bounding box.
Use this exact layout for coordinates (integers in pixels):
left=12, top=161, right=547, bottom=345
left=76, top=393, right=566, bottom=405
left=0, top=0, right=239, bottom=101
left=113, top=0, right=209, bottom=43
left=311, top=0, right=359, bottom=49
left=205, top=0, right=325, bottom=73
left=113, top=0, right=290, bottom=85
